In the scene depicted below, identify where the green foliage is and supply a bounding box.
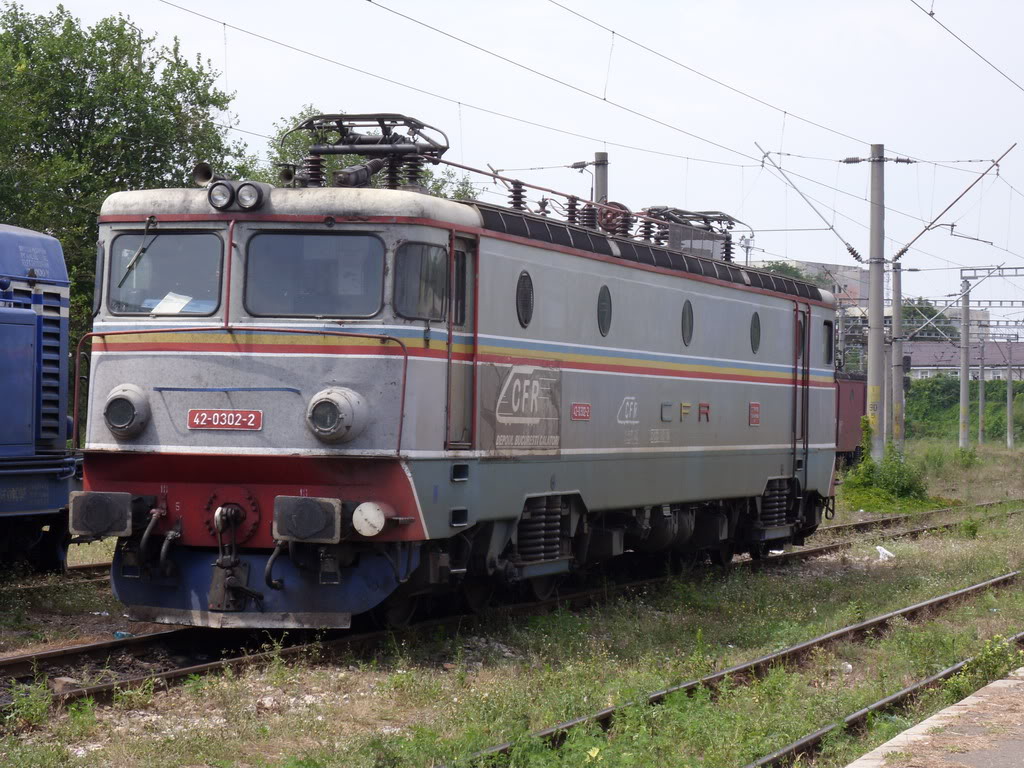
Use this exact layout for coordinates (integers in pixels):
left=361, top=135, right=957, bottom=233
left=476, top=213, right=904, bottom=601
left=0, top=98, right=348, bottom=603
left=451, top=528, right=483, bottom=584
left=942, top=635, right=1024, bottom=703
left=0, top=2, right=254, bottom=347
left=759, top=260, right=829, bottom=288
left=844, top=421, right=927, bottom=502
left=112, top=677, right=156, bottom=710
left=958, top=517, right=980, bottom=539
left=902, top=299, right=959, bottom=340
left=3, top=679, right=50, bottom=729
left=63, top=697, right=97, bottom=740
left=905, top=376, right=1024, bottom=442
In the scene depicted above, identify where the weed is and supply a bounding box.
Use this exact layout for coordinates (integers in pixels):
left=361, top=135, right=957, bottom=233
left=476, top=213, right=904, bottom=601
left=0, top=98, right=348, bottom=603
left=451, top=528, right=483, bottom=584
left=955, top=447, right=980, bottom=469
left=182, top=673, right=209, bottom=696
left=4, top=680, right=50, bottom=729
left=112, top=677, right=156, bottom=710
left=959, top=517, right=981, bottom=539
left=942, top=635, right=1024, bottom=703
left=62, top=697, right=97, bottom=740
left=262, top=633, right=295, bottom=687
left=846, top=443, right=926, bottom=501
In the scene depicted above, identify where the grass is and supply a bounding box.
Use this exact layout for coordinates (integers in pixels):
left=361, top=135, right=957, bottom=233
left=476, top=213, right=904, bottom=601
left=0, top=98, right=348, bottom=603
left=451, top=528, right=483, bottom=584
left=5, top=503, right=1024, bottom=767
left=2, top=441, right=1023, bottom=767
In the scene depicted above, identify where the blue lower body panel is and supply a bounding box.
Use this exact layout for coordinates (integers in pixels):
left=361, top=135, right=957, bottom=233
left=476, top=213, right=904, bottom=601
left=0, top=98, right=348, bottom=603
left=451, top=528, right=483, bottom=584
left=113, top=547, right=419, bottom=629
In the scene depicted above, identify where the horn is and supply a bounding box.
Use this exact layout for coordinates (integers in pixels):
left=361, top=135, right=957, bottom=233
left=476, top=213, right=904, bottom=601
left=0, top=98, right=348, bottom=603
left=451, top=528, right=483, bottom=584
left=192, top=162, right=224, bottom=186
left=278, top=164, right=297, bottom=185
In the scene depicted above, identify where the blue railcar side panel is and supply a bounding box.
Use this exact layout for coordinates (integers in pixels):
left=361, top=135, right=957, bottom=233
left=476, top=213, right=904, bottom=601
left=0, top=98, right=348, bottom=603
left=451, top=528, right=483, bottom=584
left=0, top=308, right=37, bottom=455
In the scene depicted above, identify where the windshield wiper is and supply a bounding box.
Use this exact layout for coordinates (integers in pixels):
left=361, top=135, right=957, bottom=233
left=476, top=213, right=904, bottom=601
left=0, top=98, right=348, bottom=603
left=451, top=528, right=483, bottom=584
left=117, top=216, right=159, bottom=288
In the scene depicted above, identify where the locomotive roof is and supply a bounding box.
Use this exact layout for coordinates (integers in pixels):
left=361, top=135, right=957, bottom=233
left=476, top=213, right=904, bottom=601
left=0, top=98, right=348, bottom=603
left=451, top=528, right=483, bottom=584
left=0, top=223, right=67, bottom=283
left=100, top=188, right=831, bottom=305
left=100, top=187, right=481, bottom=227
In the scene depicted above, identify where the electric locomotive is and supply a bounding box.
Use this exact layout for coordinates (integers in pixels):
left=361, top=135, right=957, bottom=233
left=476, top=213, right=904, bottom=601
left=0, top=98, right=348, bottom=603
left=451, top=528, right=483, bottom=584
left=71, top=114, right=837, bottom=628
left=0, top=223, right=77, bottom=572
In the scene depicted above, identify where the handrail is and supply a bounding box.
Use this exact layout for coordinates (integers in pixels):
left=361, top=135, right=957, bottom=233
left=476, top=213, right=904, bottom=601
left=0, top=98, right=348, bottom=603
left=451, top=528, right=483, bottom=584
left=73, top=324, right=410, bottom=455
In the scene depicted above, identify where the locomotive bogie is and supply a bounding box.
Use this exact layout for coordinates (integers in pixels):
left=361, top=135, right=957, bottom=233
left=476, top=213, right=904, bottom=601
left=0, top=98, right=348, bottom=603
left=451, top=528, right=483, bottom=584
left=76, top=182, right=837, bottom=628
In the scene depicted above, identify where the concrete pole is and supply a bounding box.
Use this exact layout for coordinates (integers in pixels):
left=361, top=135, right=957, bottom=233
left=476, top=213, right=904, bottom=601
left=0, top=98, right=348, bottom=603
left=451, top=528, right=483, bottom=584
left=867, top=144, right=886, bottom=460
left=884, top=341, right=893, bottom=443
left=594, top=151, right=609, bottom=204
left=978, top=336, right=986, bottom=444
left=837, top=304, right=846, bottom=367
left=1008, top=341, right=1015, bottom=450
left=891, top=263, right=905, bottom=452
left=959, top=280, right=971, bottom=449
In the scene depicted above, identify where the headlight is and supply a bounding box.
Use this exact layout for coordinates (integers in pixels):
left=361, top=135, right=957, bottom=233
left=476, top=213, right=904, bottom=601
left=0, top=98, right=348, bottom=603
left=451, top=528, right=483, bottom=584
left=352, top=501, right=395, bottom=537
left=236, top=182, right=264, bottom=209
left=208, top=181, right=234, bottom=209
left=305, top=387, right=368, bottom=443
left=103, top=384, right=150, bottom=439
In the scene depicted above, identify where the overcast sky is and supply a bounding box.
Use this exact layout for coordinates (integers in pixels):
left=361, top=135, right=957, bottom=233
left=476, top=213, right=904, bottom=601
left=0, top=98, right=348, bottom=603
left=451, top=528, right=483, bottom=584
left=22, top=0, right=1024, bottom=321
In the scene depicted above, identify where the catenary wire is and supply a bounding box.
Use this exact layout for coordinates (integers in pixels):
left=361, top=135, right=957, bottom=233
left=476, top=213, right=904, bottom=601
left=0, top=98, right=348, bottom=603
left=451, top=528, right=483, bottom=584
left=164, top=1, right=1022, bottom=272
left=358, top=0, right=940, bottom=225
left=907, top=0, right=1024, bottom=96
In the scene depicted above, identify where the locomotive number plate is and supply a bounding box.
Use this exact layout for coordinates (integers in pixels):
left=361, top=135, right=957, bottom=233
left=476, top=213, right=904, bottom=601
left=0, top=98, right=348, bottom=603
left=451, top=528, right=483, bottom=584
left=187, top=409, right=263, bottom=431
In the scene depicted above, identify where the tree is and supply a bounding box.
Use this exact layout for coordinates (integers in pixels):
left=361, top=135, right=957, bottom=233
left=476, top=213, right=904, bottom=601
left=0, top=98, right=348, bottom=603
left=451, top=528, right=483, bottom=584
left=903, top=298, right=959, bottom=341
left=0, top=3, right=254, bottom=344
left=253, top=105, right=477, bottom=200
left=759, top=260, right=830, bottom=289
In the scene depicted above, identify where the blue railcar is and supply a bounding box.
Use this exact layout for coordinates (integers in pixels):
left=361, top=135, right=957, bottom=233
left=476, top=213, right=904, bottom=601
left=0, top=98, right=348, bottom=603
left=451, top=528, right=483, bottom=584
left=0, top=223, right=78, bottom=571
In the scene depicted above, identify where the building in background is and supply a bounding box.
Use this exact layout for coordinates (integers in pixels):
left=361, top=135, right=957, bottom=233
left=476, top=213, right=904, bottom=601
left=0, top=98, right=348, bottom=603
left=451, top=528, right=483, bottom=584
left=903, top=340, right=1024, bottom=380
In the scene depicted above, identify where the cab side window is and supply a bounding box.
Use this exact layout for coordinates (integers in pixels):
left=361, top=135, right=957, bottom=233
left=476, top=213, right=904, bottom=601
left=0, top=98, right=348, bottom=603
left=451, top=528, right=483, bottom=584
left=395, top=243, right=447, bottom=321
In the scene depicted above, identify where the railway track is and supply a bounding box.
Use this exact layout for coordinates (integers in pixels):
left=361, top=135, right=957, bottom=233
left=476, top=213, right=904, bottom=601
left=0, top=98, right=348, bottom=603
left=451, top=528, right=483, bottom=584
left=744, top=629, right=1024, bottom=768
left=1, top=501, right=1018, bottom=718
left=454, top=570, right=1023, bottom=766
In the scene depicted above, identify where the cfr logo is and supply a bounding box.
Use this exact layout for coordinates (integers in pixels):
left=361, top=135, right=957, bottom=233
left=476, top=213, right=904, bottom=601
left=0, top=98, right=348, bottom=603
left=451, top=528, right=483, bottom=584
left=616, top=396, right=639, bottom=425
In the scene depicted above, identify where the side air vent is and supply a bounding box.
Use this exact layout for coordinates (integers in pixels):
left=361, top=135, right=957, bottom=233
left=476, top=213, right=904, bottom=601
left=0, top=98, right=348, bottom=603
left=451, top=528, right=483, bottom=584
left=472, top=202, right=824, bottom=301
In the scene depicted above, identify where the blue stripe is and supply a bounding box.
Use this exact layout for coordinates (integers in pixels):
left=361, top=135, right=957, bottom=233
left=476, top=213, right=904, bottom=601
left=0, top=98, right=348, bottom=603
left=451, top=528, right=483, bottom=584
left=93, top=324, right=835, bottom=376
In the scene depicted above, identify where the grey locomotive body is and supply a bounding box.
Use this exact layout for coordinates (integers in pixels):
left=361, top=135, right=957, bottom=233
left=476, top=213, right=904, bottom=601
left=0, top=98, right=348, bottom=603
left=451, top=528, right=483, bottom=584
left=71, top=117, right=836, bottom=628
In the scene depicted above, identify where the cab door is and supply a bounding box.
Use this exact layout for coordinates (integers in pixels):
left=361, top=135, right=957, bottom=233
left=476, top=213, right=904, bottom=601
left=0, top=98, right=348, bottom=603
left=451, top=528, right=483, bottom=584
left=445, top=237, right=476, bottom=448
left=792, top=304, right=811, bottom=488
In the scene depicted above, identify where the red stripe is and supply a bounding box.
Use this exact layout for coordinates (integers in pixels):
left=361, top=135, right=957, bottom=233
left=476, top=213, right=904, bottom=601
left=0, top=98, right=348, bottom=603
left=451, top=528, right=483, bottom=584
left=95, top=340, right=834, bottom=388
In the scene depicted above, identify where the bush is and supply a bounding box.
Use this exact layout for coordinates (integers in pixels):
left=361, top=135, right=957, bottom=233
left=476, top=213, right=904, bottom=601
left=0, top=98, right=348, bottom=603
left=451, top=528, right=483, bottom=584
left=843, top=418, right=926, bottom=500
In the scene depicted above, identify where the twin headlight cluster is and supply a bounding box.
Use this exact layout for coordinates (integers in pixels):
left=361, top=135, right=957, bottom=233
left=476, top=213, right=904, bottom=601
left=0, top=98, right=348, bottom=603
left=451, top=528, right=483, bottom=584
left=103, top=385, right=368, bottom=444
left=193, top=162, right=271, bottom=212
left=207, top=180, right=271, bottom=211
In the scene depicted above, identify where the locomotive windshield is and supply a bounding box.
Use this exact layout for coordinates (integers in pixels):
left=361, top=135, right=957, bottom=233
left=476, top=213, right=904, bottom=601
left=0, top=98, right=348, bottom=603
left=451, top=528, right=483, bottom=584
left=108, top=232, right=222, bottom=315
left=244, top=233, right=384, bottom=317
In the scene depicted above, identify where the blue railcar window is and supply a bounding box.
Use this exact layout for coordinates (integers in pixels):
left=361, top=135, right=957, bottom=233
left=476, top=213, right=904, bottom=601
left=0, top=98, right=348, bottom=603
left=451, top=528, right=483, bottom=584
left=245, top=233, right=384, bottom=318
left=394, top=243, right=447, bottom=321
left=108, top=232, right=222, bottom=315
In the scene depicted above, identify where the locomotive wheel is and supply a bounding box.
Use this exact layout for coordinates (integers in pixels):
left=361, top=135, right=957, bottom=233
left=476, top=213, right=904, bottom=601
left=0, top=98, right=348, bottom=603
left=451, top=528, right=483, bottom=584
left=462, top=580, right=494, bottom=614
left=747, top=542, right=770, bottom=560
left=527, top=575, right=559, bottom=602
left=671, top=550, right=701, bottom=574
left=709, top=543, right=735, bottom=568
left=380, top=596, right=419, bottom=628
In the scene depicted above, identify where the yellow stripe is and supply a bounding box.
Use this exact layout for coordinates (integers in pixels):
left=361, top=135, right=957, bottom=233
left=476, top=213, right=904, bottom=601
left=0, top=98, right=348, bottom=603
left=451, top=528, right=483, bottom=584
left=100, top=332, right=833, bottom=382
